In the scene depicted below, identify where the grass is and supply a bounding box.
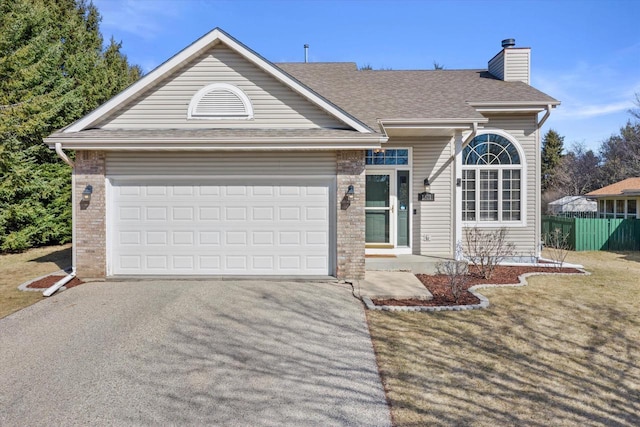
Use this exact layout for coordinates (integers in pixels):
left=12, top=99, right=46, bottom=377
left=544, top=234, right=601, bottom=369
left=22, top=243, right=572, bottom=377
left=0, top=244, right=72, bottom=319
left=367, top=250, right=640, bottom=426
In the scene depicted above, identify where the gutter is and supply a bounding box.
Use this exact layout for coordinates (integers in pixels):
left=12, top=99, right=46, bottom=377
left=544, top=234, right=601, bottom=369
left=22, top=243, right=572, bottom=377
left=45, top=142, right=76, bottom=296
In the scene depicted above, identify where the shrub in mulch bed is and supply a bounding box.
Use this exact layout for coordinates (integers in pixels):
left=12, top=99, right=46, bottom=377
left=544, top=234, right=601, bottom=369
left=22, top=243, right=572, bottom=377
left=372, top=265, right=583, bottom=307
left=26, top=275, right=84, bottom=289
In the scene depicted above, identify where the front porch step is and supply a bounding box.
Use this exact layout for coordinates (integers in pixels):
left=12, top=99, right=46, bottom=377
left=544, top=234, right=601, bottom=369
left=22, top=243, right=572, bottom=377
left=365, top=254, right=454, bottom=275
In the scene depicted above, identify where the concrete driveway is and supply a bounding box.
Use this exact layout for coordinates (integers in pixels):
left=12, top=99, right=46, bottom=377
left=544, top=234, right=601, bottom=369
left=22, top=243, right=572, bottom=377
left=0, top=280, right=391, bottom=426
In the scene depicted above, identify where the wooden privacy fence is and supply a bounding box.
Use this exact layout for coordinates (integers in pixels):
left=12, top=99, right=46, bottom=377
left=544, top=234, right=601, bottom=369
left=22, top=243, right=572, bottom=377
left=542, top=216, right=640, bottom=251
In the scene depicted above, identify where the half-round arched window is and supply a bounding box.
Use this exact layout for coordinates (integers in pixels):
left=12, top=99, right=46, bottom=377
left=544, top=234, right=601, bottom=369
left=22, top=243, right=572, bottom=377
left=187, top=83, right=254, bottom=120
left=462, top=132, right=525, bottom=224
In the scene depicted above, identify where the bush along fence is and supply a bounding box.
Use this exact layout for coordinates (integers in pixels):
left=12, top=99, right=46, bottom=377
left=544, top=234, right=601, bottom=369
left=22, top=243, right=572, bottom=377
left=542, top=216, right=640, bottom=251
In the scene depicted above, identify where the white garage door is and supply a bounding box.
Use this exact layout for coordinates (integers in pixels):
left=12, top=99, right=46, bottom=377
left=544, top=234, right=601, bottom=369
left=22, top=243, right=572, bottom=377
left=109, top=180, right=332, bottom=276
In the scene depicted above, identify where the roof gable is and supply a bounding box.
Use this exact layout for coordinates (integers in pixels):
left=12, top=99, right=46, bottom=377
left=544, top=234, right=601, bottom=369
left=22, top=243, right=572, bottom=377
left=64, top=28, right=372, bottom=133
left=96, top=43, right=349, bottom=130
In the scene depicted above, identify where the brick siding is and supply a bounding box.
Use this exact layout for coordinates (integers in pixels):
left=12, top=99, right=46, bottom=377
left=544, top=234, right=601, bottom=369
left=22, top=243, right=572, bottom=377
left=336, top=150, right=366, bottom=280
left=74, top=151, right=106, bottom=279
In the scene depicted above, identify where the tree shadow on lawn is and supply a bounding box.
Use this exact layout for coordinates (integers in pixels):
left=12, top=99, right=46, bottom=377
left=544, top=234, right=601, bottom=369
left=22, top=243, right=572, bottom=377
left=29, top=246, right=72, bottom=270
left=368, top=302, right=640, bottom=427
left=608, top=251, right=640, bottom=264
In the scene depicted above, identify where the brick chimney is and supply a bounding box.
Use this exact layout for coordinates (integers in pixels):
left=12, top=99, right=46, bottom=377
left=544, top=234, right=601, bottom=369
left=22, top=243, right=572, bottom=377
left=488, top=38, right=531, bottom=85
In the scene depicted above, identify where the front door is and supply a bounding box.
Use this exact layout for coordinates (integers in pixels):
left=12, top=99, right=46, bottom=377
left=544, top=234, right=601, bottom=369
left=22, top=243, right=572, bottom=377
left=365, top=170, right=411, bottom=250
left=365, top=172, right=393, bottom=247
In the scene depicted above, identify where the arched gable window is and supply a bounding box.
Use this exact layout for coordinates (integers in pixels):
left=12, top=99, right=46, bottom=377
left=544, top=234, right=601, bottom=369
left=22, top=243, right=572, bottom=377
left=187, top=83, right=254, bottom=119
left=462, top=132, right=525, bottom=223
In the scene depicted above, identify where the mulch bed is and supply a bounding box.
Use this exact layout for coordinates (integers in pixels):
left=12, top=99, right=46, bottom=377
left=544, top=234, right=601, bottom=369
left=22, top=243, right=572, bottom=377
left=26, top=275, right=84, bottom=289
left=372, top=265, right=583, bottom=307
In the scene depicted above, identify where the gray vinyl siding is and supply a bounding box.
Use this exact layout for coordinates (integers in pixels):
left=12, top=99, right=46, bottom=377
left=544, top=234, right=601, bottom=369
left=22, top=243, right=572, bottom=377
left=488, top=53, right=505, bottom=81
left=106, top=151, right=337, bottom=176
left=414, top=139, right=454, bottom=257
left=381, top=139, right=454, bottom=257
left=488, top=48, right=530, bottom=84
left=99, top=44, right=346, bottom=130
left=463, top=114, right=540, bottom=258
left=504, top=49, right=530, bottom=85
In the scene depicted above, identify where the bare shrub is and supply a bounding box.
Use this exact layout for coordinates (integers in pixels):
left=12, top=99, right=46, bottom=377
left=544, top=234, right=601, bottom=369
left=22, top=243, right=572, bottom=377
left=436, top=260, right=468, bottom=303
left=544, top=227, right=571, bottom=270
left=464, top=227, right=516, bottom=279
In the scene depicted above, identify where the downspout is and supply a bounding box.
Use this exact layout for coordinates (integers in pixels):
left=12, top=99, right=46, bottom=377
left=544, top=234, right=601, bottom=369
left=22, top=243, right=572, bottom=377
left=45, top=143, right=76, bottom=297
left=462, top=121, right=479, bottom=147
left=535, top=104, right=552, bottom=260
left=537, top=104, right=552, bottom=128
left=455, top=122, right=479, bottom=261
left=55, top=142, right=74, bottom=168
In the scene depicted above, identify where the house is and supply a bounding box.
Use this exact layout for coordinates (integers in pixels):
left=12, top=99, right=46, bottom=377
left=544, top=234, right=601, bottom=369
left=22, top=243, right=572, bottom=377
left=547, top=196, right=597, bottom=217
left=45, top=28, right=559, bottom=281
left=586, top=177, right=640, bottom=219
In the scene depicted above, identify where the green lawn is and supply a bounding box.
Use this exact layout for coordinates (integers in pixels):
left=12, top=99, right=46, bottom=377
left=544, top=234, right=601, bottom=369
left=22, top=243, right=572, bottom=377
left=0, top=244, right=71, bottom=319
left=367, top=251, right=640, bottom=426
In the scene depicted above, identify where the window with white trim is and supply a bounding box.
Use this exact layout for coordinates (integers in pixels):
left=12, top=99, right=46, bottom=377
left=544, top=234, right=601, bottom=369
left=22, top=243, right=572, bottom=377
left=599, top=198, right=639, bottom=218
left=462, top=133, right=523, bottom=223
left=187, top=83, right=253, bottom=119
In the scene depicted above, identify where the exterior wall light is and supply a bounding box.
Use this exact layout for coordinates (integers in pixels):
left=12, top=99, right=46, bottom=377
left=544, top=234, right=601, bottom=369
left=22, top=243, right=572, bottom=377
left=419, top=178, right=435, bottom=201
left=346, top=184, right=355, bottom=201
left=82, top=185, right=93, bottom=202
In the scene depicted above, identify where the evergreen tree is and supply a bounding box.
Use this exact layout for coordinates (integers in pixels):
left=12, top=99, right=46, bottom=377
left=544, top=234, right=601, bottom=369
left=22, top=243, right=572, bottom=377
left=541, top=129, right=565, bottom=191
left=0, top=0, right=141, bottom=251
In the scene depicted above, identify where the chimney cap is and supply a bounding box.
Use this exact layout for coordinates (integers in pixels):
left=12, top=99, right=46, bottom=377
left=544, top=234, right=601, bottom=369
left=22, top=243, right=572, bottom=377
left=502, top=38, right=516, bottom=48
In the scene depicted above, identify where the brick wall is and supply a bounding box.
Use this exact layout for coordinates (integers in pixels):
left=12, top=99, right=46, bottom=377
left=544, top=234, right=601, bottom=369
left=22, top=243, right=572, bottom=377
left=336, top=150, right=366, bottom=280
left=75, top=151, right=106, bottom=279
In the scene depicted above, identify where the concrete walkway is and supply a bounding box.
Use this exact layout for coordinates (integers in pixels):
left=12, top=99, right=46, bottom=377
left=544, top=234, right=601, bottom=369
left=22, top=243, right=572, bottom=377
left=358, top=271, right=433, bottom=300
left=0, top=280, right=391, bottom=426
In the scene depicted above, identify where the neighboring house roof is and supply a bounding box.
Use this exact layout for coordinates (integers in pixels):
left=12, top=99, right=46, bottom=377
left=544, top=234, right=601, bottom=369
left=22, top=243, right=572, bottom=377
left=548, top=196, right=597, bottom=212
left=586, top=178, right=640, bottom=197
left=277, top=63, right=559, bottom=130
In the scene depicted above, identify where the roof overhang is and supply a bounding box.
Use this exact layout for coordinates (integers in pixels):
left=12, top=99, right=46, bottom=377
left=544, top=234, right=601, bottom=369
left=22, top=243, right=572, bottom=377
left=589, top=191, right=640, bottom=198
left=467, top=101, right=561, bottom=113
left=62, top=28, right=373, bottom=134
left=378, top=118, right=488, bottom=138
left=46, top=129, right=388, bottom=151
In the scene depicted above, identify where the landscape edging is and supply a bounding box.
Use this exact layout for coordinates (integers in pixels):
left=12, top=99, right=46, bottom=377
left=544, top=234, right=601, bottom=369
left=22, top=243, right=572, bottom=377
left=364, top=269, right=589, bottom=312
left=17, top=268, right=72, bottom=293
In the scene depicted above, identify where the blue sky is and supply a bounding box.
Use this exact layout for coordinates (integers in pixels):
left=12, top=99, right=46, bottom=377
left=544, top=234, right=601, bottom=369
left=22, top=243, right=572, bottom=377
left=92, top=0, right=640, bottom=153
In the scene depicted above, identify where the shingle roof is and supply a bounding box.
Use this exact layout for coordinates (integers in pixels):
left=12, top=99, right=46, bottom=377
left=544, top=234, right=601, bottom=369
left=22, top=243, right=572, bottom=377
left=276, top=63, right=559, bottom=129
left=586, top=177, right=640, bottom=197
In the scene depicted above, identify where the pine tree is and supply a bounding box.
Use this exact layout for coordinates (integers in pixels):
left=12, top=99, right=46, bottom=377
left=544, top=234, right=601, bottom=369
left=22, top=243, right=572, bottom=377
left=541, top=129, right=565, bottom=192
left=0, top=0, right=141, bottom=251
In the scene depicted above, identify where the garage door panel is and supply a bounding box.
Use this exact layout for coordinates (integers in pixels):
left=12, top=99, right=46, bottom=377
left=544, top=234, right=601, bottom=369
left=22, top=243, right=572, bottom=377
left=199, top=231, right=221, bottom=245
left=110, top=181, right=332, bottom=275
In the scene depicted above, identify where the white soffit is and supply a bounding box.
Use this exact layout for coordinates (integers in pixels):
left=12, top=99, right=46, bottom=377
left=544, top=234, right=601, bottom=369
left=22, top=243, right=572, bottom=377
left=64, top=28, right=372, bottom=134
left=467, top=101, right=560, bottom=113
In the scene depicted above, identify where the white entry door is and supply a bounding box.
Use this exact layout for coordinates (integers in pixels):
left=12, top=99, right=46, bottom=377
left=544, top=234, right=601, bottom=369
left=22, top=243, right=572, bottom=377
left=108, top=179, right=332, bottom=276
